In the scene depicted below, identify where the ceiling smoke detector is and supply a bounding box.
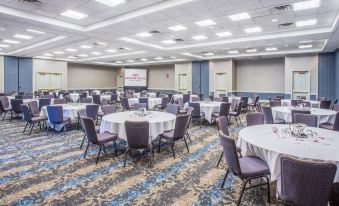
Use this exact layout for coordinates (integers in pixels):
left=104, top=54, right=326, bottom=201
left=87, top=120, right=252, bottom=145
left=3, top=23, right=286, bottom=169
left=279, top=22, right=295, bottom=29
left=269, top=5, right=291, bottom=14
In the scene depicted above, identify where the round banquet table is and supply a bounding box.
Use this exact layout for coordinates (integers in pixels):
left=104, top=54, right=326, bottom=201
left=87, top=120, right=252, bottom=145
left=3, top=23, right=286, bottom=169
left=128, top=98, right=162, bottom=109
left=272, top=106, right=336, bottom=126
left=100, top=111, right=176, bottom=142
left=281, top=99, right=320, bottom=108
left=172, top=94, right=199, bottom=102
left=237, top=124, right=339, bottom=182
left=198, top=101, right=222, bottom=123
left=40, top=103, right=96, bottom=120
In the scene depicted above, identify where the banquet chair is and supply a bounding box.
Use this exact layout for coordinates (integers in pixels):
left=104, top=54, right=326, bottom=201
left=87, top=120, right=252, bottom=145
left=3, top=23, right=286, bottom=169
left=291, top=99, right=301, bottom=107
left=219, top=132, right=271, bottom=206
left=294, top=113, right=317, bottom=127
left=121, top=97, right=131, bottom=111
left=133, top=103, right=147, bottom=111
left=78, top=109, right=101, bottom=149
left=139, top=97, right=149, bottom=109
left=240, top=96, right=249, bottom=111
left=38, top=98, right=51, bottom=111
left=219, top=93, right=226, bottom=97
left=291, top=109, right=311, bottom=124
left=209, top=94, right=214, bottom=101
left=28, top=101, right=40, bottom=117
left=230, top=98, right=238, bottom=111
left=319, top=112, right=339, bottom=132
left=177, top=98, right=184, bottom=109
left=222, top=96, right=229, bottom=103
left=92, top=94, right=101, bottom=105
left=216, top=116, right=229, bottom=168
left=191, top=96, right=200, bottom=102
left=276, top=156, right=336, bottom=206
left=102, top=105, right=117, bottom=115
left=320, top=100, right=331, bottom=110
left=124, top=121, right=153, bottom=167
left=154, top=97, right=169, bottom=110
left=248, top=95, right=259, bottom=111
left=23, top=94, right=33, bottom=99
left=246, top=113, right=264, bottom=127
left=109, top=94, right=118, bottom=105
left=185, top=106, right=194, bottom=142
left=21, top=105, right=47, bottom=135
left=165, top=104, right=180, bottom=116
left=81, top=97, right=92, bottom=103
left=269, top=99, right=281, bottom=107
left=86, top=104, right=99, bottom=120
left=183, top=94, right=190, bottom=104
left=53, top=98, right=67, bottom=105
left=158, top=114, right=190, bottom=159
left=82, top=117, right=118, bottom=164
left=167, top=93, right=174, bottom=103
left=229, top=102, right=243, bottom=126
left=211, top=103, right=230, bottom=124
left=317, top=97, right=326, bottom=101
left=10, top=99, right=23, bottom=120
left=214, top=97, right=222, bottom=102
left=333, top=104, right=339, bottom=112
left=15, top=95, right=23, bottom=100
left=46, top=105, right=71, bottom=136
left=188, top=102, right=205, bottom=127
left=0, top=96, right=12, bottom=120
left=44, top=94, right=54, bottom=99
left=261, top=106, right=285, bottom=124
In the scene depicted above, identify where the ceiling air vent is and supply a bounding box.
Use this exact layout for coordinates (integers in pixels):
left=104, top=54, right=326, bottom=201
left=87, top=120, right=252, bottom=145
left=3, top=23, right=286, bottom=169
left=269, top=4, right=291, bottom=14
left=279, top=22, right=295, bottom=29
left=150, top=30, right=161, bottom=34
left=17, top=0, right=42, bottom=6
left=174, top=38, right=184, bottom=42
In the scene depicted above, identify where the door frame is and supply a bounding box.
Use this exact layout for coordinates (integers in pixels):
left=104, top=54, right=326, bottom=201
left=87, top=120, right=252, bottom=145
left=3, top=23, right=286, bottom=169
left=292, top=71, right=310, bottom=99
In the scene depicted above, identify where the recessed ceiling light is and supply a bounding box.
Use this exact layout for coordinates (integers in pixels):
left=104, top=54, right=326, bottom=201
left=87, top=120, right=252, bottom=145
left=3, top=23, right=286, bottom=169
left=271, top=19, right=278, bottom=22
left=0, top=27, right=5, bottom=31
left=170, top=56, right=177, bottom=59
left=80, top=45, right=92, bottom=49
left=0, top=44, right=10, bottom=48
left=154, top=56, right=163, bottom=60
left=216, top=31, right=233, bottom=37
left=265, top=47, right=278, bottom=51
left=43, top=53, right=54, bottom=57
left=168, top=25, right=187, bottom=31
left=91, top=52, right=102, bottom=55
left=96, top=42, right=107, bottom=46
left=136, top=32, right=153, bottom=38
left=195, top=19, right=216, bottom=27
left=78, top=54, right=89, bottom=57
left=299, top=40, right=313, bottom=44
left=53, top=51, right=64, bottom=54
left=61, top=10, right=88, bottom=20
left=140, top=58, right=148, bottom=61
left=244, top=27, right=262, bottom=33
left=105, top=49, right=117, bottom=53
left=204, top=52, right=215, bottom=56
left=162, top=40, right=176, bottom=44
left=3, top=39, right=20, bottom=44
left=192, top=35, right=208, bottom=40
left=123, top=47, right=132, bottom=50
left=228, top=12, right=251, bottom=21
left=14, top=34, right=33, bottom=39
left=294, top=0, right=320, bottom=11
left=246, top=49, right=257, bottom=53
left=66, top=48, right=77, bottom=52
left=228, top=50, right=239, bottom=54
left=27, top=29, right=45, bottom=34
left=285, top=45, right=289, bottom=47
left=67, top=56, right=78, bottom=59
left=115, top=61, right=123, bottom=64
left=299, top=44, right=313, bottom=49
left=126, top=59, right=135, bottom=63
left=268, top=43, right=273, bottom=46
left=295, top=19, right=317, bottom=27
left=0, top=48, right=2, bottom=51
left=95, top=0, right=126, bottom=7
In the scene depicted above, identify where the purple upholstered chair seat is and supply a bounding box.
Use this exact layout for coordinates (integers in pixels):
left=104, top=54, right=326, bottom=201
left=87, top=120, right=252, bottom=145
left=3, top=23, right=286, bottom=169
left=319, top=122, right=334, bottom=130
left=32, top=116, right=48, bottom=122
left=95, top=125, right=100, bottom=133
left=238, top=157, right=270, bottom=178
left=97, top=132, right=117, bottom=144
left=160, top=130, right=175, bottom=139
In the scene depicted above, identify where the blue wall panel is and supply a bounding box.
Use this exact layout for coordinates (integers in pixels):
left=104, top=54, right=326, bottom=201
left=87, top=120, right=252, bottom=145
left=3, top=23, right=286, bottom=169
left=318, top=52, right=335, bottom=100
left=192, top=61, right=209, bottom=99
left=18, top=58, right=33, bottom=93
left=335, top=50, right=339, bottom=100
left=4, top=56, right=19, bottom=92
left=192, top=61, right=201, bottom=95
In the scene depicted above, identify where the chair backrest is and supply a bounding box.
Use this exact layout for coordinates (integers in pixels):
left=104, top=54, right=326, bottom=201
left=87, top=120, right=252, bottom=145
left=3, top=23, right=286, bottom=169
left=44, top=94, right=54, bottom=99
left=15, top=95, right=23, bottom=100
left=230, top=98, right=238, bottom=111
left=167, top=93, right=173, bottom=103
left=320, top=100, right=331, bottom=109
left=166, top=104, right=180, bottom=115
left=219, top=102, right=231, bottom=117
left=177, top=98, right=184, bottom=109
left=160, top=97, right=169, bottom=109
left=121, top=97, right=130, bottom=110
left=262, top=106, right=274, bottom=124
left=133, top=103, right=147, bottom=110
left=102, top=105, right=117, bottom=115
left=86, top=104, right=99, bottom=119
left=92, top=94, right=101, bottom=104
left=270, top=99, right=281, bottom=107
left=54, top=98, right=67, bottom=104
left=294, top=113, right=317, bottom=127
left=23, top=94, right=33, bottom=99
left=219, top=93, right=226, bottom=97
left=191, top=96, right=200, bottom=102
left=213, top=97, right=222, bottom=102
left=240, top=96, right=249, bottom=107
left=183, top=94, right=190, bottom=103
left=28, top=101, right=40, bottom=116
left=333, top=104, right=339, bottom=112
left=222, top=96, right=229, bottom=103
left=254, top=95, right=259, bottom=104
left=10, top=99, right=23, bottom=113
left=333, top=112, right=339, bottom=132
left=81, top=97, right=92, bottom=103
left=21, top=104, right=32, bottom=122
left=39, top=98, right=51, bottom=111
left=46, top=105, right=64, bottom=124
left=110, top=94, right=118, bottom=102
left=236, top=101, right=243, bottom=115
left=317, top=97, right=326, bottom=101
left=125, top=121, right=149, bottom=149
left=217, top=116, right=229, bottom=135
left=291, top=109, right=311, bottom=124
left=291, top=99, right=300, bottom=107
left=139, top=97, right=148, bottom=109
left=279, top=156, right=337, bottom=206
left=173, top=114, right=190, bottom=140
left=188, top=102, right=201, bottom=117
left=246, top=113, right=264, bottom=126
left=81, top=117, right=99, bottom=144
left=0, top=96, right=10, bottom=109
left=219, top=132, right=241, bottom=175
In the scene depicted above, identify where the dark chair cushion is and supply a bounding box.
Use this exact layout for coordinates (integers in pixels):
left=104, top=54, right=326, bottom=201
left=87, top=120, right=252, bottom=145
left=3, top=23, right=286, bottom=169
left=97, top=132, right=117, bottom=144
left=31, top=116, right=48, bottom=123
left=319, top=123, right=333, bottom=130
left=239, top=156, right=270, bottom=179
left=160, top=130, right=174, bottom=139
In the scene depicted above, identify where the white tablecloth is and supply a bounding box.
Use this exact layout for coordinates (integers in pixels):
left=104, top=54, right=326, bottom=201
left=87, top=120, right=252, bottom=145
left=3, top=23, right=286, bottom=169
left=237, top=124, right=339, bottom=182
left=128, top=98, right=162, bottom=109
left=272, top=106, right=336, bottom=126
left=198, top=101, right=222, bottom=123
left=69, top=93, right=80, bottom=103
left=100, top=111, right=176, bottom=141
left=88, top=95, right=111, bottom=102
left=40, top=103, right=95, bottom=120
left=281, top=99, right=320, bottom=108
left=172, top=94, right=199, bottom=102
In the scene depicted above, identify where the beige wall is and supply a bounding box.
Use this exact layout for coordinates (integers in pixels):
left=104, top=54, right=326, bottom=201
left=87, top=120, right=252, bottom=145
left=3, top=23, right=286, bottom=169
left=32, top=58, right=68, bottom=91
left=174, top=62, right=192, bottom=92
left=0, top=56, right=3, bottom=92
left=148, top=64, right=175, bottom=90
left=68, top=63, right=118, bottom=89
left=236, top=58, right=285, bottom=93
left=285, top=54, right=318, bottom=96
left=209, top=59, right=236, bottom=95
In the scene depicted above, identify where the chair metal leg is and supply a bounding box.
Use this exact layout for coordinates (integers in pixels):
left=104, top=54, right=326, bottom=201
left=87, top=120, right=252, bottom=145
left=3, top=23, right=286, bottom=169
left=80, top=134, right=86, bottom=149
left=123, top=149, right=129, bottom=167
left=216, top=151, right=224, bottom=168
left=237, top=179, right=250, bottom=206
left=113, top=141, right=117, bottom=157
left=23, top=122, right=28, bottom=134
left=186, top=131, right=192, bottom=142
left=95, top=145, right=102, bottom=164
left=29, top=123, right=35, bottom=135
left=158, top=137, right=162, bottom=153
left=266, top=176, right=271, bottom=203
left=221, top=168, right=229, bottom=189
left=84, top=141, right=89, bottom=158
left=149, top=148, right=152, bottom=168
left=170, top=141, right=176, bottom=159
left=183, top=137, right=189, bottom=153
left=103, top=144, right=106, bottom=153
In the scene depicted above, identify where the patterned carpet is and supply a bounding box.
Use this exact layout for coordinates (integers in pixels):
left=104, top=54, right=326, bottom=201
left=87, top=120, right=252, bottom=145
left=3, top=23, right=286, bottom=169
left=0, top=113, right=272, bottom=206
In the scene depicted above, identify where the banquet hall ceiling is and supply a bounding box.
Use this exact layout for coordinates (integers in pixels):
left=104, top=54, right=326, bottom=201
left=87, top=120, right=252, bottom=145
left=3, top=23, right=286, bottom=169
left=0, top=0, right=338, bottom=66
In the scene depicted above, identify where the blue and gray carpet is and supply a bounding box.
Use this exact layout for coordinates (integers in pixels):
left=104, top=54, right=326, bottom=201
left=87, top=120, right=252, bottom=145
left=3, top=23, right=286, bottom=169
left=0, top=116, right=271, bottom=205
